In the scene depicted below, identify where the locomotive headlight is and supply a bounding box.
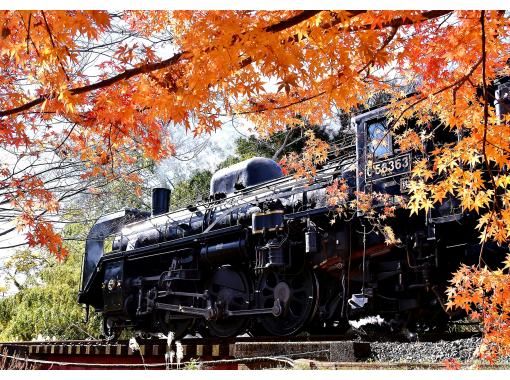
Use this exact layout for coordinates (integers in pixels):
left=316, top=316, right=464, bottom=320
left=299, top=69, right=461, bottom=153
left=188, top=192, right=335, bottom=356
left=107, top=279, right=116, bottom=291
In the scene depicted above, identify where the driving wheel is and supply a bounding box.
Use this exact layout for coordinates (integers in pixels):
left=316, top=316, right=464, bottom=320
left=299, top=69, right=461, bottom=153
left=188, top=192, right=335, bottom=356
left=205, top=266, right=252, bottom=338
left=256, top=268, right=319, bottom=336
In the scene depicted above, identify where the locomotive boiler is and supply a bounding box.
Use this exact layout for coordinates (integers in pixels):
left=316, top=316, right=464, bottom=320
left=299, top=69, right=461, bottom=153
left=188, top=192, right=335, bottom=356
left=78, top=79, right=510, bottom=340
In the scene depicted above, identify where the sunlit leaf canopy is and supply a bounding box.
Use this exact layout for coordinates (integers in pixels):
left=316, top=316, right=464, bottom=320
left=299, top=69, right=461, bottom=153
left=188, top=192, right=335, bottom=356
left=0, top=10, right=509, bottom=257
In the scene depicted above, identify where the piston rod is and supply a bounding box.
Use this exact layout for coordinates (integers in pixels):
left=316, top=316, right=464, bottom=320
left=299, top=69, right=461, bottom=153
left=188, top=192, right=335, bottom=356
left=154, top=301, right=281, bottom=320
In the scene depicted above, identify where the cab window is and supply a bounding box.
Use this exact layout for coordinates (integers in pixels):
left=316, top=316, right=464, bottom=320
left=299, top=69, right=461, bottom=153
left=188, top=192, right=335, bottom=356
left=367, top=120, right=392, bottom=158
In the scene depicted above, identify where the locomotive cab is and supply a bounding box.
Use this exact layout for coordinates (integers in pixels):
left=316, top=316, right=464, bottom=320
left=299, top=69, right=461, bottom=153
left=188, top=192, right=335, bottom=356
left=352, top=106, right=463, bottom=222
left=353, top=107, right=412, bottom=197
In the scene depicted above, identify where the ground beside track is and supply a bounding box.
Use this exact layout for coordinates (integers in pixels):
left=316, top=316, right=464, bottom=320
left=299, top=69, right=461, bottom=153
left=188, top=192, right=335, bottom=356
left=3, top=332, right=510, bottom=369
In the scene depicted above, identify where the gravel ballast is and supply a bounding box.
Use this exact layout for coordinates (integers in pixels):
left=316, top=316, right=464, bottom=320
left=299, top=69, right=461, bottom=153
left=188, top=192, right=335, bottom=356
left=369, top=337, right=482, bottom=363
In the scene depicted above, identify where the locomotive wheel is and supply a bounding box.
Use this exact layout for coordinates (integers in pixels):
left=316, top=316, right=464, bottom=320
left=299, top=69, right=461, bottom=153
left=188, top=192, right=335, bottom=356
left=256, top=268, right=319, bottom=336
left=156, top=312, right=194, bottom=340
left=156, top=281, right=196, bottom=339
left=102, top=316, right=123, bottom=342
left=205, top=266, right=251, bottom=338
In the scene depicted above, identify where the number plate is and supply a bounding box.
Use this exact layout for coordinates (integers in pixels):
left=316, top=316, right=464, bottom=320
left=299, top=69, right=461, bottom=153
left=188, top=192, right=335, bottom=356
left=400, top=176, right=411, bottom=193
left=366, top=153, right=412, bottom=181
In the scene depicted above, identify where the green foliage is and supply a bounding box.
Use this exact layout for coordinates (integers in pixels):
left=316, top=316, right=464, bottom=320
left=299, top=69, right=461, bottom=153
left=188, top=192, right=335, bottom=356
left=217, top=125, right=337, bottom=170
left=236, top=135, right=281, bottom=160
left=2, top=249, right=52, bottom=290
left=218, top=132, right=297, bottom=169
left=183, top=358, right=201, bottom=370
left=169, top=128, right=340, bottom=208
left=168, top=130, right=308, bottom=208
left=216, top=155, right=243, bottom=170
left=170, top=169, right=213, bottom=209
left=83, top=172, right=152, bottom=215
left=0, top=223, right=101, bottom=341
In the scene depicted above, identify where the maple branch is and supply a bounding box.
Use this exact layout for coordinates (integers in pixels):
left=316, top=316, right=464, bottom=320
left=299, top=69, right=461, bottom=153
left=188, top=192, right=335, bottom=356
left=295, top=10, right=451, bottom=34
left=238, top=11, right=451, bottom=69
left=0, top=10, right=452, bottom=119
left=250, top=91, right=328, bottom=115
left=272, top=129, right=293, bottom=160
left=41, top=11, right=70, bottom=82
left=0, top=51, right=186, bottom=118
left=19, top=11, right=40, bottom=58
left=359, top=25, right=399, bottom=76
left=25, top=12, right=31, bottom=55
left=480, top=10, right=491, bottom=185
left=479, top=10, right=498, bottom=266
left=265, top=10, right=323, bottom=33
left=345, top=10, right=452, bottom=31
left=390, top=56, right=483, bottom=129
left=0, top=226, right=16, bottom=238
left=71, top=34, right=132, bottom=53
left=480, top=11, right=498, bottom=199
left=233, top=25, right=401, bottom=117
left=1, top=11, right=323, bottom=118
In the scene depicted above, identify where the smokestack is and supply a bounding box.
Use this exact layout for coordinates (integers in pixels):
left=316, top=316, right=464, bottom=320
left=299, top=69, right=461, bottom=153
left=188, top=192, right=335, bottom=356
left=152, top=188, right=171, bottom=216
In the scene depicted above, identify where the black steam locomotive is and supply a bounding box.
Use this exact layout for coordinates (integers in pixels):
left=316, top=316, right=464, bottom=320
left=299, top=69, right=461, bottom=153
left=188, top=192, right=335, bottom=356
left=78, top=79, right=510, bottom=340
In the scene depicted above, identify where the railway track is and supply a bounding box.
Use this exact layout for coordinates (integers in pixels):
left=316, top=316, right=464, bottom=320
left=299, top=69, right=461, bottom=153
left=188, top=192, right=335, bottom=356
left=0, top=331, right=484, bottom=370
left=0, top=330, right=481, bottom=348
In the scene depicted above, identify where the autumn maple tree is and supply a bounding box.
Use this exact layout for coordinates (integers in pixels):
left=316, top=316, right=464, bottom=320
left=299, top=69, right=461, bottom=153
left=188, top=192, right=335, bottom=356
left=1, top=10, right=510, bottom=359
